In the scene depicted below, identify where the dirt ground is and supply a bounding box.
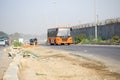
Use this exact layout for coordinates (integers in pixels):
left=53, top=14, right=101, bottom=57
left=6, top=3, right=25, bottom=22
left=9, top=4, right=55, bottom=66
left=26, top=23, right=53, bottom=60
left=20, top=46, right=120, bottom=80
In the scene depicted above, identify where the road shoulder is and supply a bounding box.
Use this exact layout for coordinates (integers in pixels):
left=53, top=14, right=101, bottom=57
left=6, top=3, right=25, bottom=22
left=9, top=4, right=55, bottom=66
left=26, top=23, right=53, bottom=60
left=20, top=46, right=120, bottom=80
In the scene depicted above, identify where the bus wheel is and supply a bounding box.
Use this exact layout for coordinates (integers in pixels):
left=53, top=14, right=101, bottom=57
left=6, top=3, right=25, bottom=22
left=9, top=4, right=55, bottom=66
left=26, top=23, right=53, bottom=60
left=55, top=43, right=58, bottom=45
left=68, top=43, right=70, bottom=45
left=50, top=43, right=53, bottom=45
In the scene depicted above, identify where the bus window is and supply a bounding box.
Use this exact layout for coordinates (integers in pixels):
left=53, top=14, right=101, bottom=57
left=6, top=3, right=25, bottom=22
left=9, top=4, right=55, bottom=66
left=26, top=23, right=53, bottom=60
left=57, top=28, right=70, bottom=37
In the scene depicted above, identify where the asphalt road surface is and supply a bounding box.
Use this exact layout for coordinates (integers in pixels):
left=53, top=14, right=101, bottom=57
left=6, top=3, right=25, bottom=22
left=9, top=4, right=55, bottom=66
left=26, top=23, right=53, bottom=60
left=41, top=44, right=120, bottom=72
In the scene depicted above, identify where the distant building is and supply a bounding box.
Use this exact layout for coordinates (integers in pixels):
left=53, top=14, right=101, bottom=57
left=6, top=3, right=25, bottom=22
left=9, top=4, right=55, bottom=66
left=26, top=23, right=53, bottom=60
left=19, top=38, right=24, bottom=43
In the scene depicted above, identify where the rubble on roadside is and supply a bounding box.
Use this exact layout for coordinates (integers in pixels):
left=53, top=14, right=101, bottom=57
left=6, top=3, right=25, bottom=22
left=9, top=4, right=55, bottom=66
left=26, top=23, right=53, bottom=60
left=3, top=46, right=39, bottom=80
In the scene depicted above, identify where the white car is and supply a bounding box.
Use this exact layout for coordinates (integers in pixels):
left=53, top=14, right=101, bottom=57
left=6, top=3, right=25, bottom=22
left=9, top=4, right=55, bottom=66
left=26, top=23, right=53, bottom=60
left=0, top=39, right=6, bottom=46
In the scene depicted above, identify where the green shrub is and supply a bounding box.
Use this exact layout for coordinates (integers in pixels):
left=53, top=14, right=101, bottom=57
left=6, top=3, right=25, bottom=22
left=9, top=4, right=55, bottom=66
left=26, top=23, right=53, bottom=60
left=97, top=36, right=103, bottom=42
left=83, top=38, right=90, bottom=43
left=74, top=34, right=105, bottom=44
left=88, top=36, right=104, bottom=43
left=93, top=37, right=103, bottom=43
left=12, top=41, right=23, bottom=47
left=110, top=35, right=120, bottom=44
left=76, top=38, right=89, bottom=44
left=74, top=34, right=87, bottom=44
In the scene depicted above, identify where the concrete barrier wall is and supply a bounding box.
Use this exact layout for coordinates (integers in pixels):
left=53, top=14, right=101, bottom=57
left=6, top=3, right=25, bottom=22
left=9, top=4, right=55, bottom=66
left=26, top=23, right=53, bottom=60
left=71, top=23, right=120, bottom=40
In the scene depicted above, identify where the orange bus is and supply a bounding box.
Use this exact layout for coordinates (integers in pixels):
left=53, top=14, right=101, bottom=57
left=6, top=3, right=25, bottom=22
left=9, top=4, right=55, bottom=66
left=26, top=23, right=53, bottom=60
left=47, top=27, right=73, bottom=45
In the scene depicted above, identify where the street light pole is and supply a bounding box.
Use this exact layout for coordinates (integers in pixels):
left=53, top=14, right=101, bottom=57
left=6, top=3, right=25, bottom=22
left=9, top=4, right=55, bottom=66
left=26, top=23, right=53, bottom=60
left=94, top=0, right=97, bottom=40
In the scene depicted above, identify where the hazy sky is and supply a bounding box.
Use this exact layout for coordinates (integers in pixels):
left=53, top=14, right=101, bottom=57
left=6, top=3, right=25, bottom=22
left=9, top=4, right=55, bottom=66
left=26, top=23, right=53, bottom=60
left=0, top=0, right=120, bottom=35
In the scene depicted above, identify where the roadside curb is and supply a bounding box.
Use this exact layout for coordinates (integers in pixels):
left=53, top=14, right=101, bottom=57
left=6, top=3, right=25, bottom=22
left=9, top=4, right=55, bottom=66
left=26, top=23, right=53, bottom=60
left=3, top=53, right=22, bottom=80
left=79, top=44, right=120, bottom=47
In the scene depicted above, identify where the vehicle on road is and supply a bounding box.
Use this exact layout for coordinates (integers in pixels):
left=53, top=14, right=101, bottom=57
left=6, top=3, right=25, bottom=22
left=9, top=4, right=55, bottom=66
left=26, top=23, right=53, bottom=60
left=0, top=36, right=10, bottom=46
left=47, top=27, right=73, bottom=45
left=0, top=39, right=6, bottom=46
left=29, top=38, right=38, bottom=45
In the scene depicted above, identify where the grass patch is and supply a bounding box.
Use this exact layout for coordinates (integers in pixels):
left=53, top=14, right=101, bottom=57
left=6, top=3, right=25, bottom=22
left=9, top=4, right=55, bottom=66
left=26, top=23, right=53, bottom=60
left=12, top=41, right=23, bottom=47
left=35, top=72, right=46, bottom=76
left=24, top=50, right=40, bottom=58
left=74, top=34, right=120, bottom=45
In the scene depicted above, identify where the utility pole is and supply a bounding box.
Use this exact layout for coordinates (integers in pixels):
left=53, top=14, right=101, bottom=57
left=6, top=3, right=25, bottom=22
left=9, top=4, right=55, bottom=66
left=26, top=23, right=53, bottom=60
left=94, top=0, right=97, bottom=40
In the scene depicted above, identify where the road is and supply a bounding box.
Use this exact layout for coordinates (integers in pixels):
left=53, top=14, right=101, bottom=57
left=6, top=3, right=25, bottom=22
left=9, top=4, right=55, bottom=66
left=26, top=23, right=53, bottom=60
left=0, top=46, right=12, bottom=80
left=0, top=46, right=5, bottom=56
left=41, top=44, right=120, bottom=72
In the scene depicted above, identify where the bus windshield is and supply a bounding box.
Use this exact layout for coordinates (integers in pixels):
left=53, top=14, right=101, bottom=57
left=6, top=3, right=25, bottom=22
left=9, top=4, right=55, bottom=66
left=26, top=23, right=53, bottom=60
left=48, top=29, right=57, bottom=37
left=57, top=28, right=70, bottom=36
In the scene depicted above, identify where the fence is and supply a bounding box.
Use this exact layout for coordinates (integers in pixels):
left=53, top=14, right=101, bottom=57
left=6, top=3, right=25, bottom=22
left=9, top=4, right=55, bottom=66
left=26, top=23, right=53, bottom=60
left=71, top=18, right=120, bottom=40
